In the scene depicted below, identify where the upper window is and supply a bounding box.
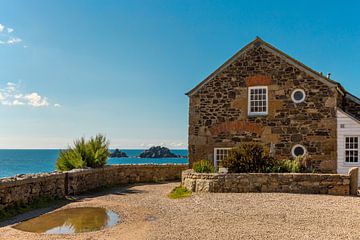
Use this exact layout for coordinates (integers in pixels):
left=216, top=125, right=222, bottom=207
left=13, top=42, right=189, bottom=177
left=345, top=137, right=359, bottom=163
left=248, top=86, right=268, bottom=116
left=291, top=89, right=306, bottom=103
left=291, top=144, right=307, bottom=158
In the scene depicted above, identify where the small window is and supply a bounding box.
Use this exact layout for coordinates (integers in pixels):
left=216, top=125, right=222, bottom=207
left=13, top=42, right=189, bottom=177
left=345, top=137, right=359, bottom=163
left=291, top=144, right=306, bottom=158
left=291, top=89, right=306, bottom=103
left=214, top=148, right=231, bottom=168
left=248, top=86, right=268, bottom=116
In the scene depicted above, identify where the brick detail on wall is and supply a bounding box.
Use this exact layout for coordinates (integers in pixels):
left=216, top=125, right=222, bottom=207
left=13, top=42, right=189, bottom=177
left=245, top=74, right=272, bottom=86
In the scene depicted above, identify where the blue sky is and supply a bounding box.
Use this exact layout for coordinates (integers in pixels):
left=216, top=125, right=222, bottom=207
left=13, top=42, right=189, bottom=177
left=0, top=0, right=359, bottom=149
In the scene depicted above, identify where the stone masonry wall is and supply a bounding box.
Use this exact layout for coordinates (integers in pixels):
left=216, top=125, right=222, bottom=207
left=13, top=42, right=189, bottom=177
left=182, top=168, right=359, bottom=196
left=67, top=165, right=188, bottom=195
left=0, top=164, right=188, bottom=211
left=188, top=41, right=339, bottom=172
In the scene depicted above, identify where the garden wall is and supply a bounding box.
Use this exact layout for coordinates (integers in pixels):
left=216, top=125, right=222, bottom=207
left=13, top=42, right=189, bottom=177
left=0, top=164, right=188, bottom=211
left=182, top=168, right=359, bottom=196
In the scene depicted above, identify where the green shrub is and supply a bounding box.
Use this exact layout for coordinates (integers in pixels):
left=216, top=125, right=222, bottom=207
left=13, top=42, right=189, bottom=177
left=222, top=143, right=276, bottom=173
left=56, top=134, right=110, bottom=171
left=270, top=157, right=316, bottom=173
left=270, top=158, right=301, bottom=173
left=56, top=149, right=85, bottom=171
left=193, top=160, right=215, bottom=173
left=168, top=186, right=192, bottom=199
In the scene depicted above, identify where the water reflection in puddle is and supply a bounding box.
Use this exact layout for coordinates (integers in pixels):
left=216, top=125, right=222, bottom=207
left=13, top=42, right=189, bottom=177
left=13, top=207, right=119, bottom=234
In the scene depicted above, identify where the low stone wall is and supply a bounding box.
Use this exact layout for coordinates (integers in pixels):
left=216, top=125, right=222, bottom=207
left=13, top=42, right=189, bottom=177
left=67, top=165, right=188, bottom=195
left=182, top=168, right=359, bottom=196
left=0, top=164, right=188, bottom=211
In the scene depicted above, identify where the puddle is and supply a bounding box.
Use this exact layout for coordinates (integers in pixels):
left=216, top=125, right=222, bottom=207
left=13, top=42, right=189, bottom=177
left=12, top=207, right=119, bottom=234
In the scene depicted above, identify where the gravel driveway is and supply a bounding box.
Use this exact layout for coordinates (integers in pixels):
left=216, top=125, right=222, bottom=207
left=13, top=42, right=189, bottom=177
left=1, top=182, right=360, bottom=240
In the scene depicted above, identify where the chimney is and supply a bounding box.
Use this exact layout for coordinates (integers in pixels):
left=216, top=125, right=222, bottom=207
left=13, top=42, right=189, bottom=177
left=319, top=72, right=323, bottom=76
left=327, top=73, right=331, bottom=79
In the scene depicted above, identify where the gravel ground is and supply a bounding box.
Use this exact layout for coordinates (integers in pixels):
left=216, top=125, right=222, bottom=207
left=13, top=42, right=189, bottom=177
left=1, top=182, right=360, bottom=240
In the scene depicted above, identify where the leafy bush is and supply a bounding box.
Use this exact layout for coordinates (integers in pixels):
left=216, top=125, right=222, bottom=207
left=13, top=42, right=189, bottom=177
left=222, top=143, right=313, bottom=173
left=193, top=160, right=215, bottom=173
left=222, top=143, right=277, bottom=173
left=168, top=186, right=192, bottom=199
left=56, top=134, right=110, bottom=171
left=56, top=149, right=85, bottom=171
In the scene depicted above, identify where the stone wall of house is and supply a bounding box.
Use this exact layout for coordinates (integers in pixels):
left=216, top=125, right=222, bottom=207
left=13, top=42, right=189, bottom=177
left=0, top=164, right=188, bottom=212
left=182, top=168, right=359, bottom=196
left=188, top=41, right=339, bottom=172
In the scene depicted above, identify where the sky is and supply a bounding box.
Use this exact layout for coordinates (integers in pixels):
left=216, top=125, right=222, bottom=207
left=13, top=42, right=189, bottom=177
left=0, top=0, right=359, bottom=149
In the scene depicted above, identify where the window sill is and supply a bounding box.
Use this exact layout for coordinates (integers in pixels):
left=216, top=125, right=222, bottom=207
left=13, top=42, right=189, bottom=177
left=248, top=113, right=268, bottom=117
left=343, top=163, right=360, bottom=167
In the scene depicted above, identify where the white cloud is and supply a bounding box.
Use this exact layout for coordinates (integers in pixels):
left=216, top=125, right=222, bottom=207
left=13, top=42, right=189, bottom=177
left=0, top=23, right=23, bottom=46
left=23, top=92, right=49, bottom=107
left=0, top=82, right=57, bottom=108
left=12, top=99, right=24, bottom=105
left=7, top=37, right=22, bottom=44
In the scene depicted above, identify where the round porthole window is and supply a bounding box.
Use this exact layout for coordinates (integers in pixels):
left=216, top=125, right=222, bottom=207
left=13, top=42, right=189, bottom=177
left=291, top=144, right=306, bottom=158
left=291, top=89, right=306, bottom=103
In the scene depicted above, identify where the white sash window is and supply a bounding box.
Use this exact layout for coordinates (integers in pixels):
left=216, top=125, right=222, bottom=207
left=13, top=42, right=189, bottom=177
left=345, top=136, right=359, bottom=163
left=214, top=148, right=231, bottom=168
left=248, top=86, right=268, bottom=116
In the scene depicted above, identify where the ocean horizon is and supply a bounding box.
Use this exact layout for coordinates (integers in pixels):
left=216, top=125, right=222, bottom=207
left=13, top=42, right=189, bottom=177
left=0, top=149, right=188, bottom=179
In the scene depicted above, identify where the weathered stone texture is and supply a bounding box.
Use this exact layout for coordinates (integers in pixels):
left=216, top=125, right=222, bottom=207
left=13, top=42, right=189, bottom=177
left=67, top=164, right=188, bottom=195
left=188, top=43, right=338, bottom=172
left=0, top=172, right=65, bottom=211
left=0, top=164, right=188, bottom=211
left=182, top=169, right=357, bottom=196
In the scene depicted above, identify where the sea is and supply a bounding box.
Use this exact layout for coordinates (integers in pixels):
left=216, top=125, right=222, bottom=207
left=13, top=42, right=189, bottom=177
left=0, top=149, right=188, bottom=179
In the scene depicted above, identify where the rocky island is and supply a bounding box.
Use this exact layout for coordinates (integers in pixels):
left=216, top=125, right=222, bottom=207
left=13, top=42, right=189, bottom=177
left=109, top=149, right=128, bottom=158
left=139, top=146, right=185, bottom=158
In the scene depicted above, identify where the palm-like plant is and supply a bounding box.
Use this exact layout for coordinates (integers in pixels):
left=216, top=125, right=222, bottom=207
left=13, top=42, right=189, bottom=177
left=56, top=134, right=110, bottom=171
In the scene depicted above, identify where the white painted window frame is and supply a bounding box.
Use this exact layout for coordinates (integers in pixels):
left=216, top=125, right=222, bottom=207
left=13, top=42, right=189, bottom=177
left=248, top=86, right=268, bottom=116
left=291, top=89, right=306, bottom=103
left=344, top=136, right=360, bottom=164
left=214, top=148, right=232, bottom=169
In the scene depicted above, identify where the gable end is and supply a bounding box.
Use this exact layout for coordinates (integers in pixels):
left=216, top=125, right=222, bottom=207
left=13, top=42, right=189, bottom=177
left=186, top=37, right=338, bottom=97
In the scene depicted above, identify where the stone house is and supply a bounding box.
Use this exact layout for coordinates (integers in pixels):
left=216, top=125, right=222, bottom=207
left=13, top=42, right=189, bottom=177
left=186, top=37, right=360, bottom=181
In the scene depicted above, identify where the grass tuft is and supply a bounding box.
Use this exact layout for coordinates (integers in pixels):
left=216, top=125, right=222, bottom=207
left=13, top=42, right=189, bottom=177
left=168, top=186, right=192, bottom=199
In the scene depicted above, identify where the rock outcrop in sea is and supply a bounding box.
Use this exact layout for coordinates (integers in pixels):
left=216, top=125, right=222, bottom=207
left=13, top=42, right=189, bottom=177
left=139, top=146, right=183, bottom=158
left=109, top=149, right=128, bottom=158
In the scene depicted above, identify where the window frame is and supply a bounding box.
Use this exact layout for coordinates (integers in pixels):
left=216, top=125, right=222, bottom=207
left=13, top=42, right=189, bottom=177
left=248, top=86, right=268, bottom=116
left=291, top=89, right=306, bottom=103
left=291, top=144, right=307, bottom=158
left=344, top=136, right=359, bottom=164
left=213, top=148, right=232, bottom=169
